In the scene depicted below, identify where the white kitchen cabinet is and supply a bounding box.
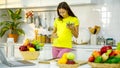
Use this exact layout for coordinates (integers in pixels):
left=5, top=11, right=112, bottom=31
left=6, top=0, right=22, bottom=8
left=6, top=0, right=64, bottom=8
left=65, top=0, right=92, bottom=5
left=6, top=0, right=94, bottom=8
left=39, top=45, right=53, bottom=60
left=73, top=45, right=104, bottom=61
left=75, top=48, right=94, bottom=61
left=0, top=0, right=6, bottom=9
left=14, top=45, right=22, bottom=58
left=21, top=0, right=64, bottom=7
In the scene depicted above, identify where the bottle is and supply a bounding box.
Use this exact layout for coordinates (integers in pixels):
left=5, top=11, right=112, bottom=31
left=6, top=38, right=15, bottom=60
left=100, top=36, right=105, bottom=45
left=97, top=36, right=100, bottom=45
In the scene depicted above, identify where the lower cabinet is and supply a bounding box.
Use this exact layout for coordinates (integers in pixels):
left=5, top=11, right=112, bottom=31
left=7, top=44, right=102, bottom=61
left=75, top=48, right=99, bottom=61
left=39, top=46, right=53, bottom=60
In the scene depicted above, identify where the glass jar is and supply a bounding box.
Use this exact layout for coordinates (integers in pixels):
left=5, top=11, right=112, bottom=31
left=106, top=38, right=114, bottom=46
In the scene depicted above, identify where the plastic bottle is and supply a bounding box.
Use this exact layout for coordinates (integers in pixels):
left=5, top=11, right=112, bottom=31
left=6, top=38, right=15, bottom=60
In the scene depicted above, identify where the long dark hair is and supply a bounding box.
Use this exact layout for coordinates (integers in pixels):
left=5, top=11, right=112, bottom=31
left=57, top=2, right=76, bottom=20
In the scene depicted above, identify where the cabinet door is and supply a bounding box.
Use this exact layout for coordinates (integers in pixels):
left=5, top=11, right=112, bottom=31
left=7, top=0, right=22, bottom=8
left=0, top=47, right=6, bottom=56
left=0, top=0, right=6, bottom=9
left=65, top=0, right=91, bottom=5
left=39, top=46, right=52, bottom=60
left=14, top=46, right=22, bottom=58
left=76, top=49, right=97, bottom=61
left=21, top=0, right=64, bottom=7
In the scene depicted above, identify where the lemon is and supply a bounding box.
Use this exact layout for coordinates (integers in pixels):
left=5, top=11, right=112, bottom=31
left=29, top=48, right=35, bottom=52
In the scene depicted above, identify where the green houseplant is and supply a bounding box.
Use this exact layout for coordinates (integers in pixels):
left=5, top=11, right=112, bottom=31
left=0, top=9, right=25, bottom=42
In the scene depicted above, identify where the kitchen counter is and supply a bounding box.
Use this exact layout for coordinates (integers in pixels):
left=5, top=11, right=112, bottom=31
left=0, top=43, right=116, bottom=49
left=0, top=61, right=91, bottom=68
left=0, top=43, right=116, bottom=68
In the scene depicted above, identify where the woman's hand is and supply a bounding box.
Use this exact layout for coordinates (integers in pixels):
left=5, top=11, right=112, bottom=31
left=67, top=24, right=75, bottom=31
left=67, top=24, right=79, bottom=38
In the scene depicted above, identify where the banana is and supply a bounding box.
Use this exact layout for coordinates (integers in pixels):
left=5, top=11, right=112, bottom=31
left=23, top=39, right=30, bottom=45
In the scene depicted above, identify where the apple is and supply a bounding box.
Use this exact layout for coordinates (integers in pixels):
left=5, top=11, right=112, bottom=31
left=106, top=49, right=112, bottom=55
left=66, top=59, right=76, bottom=64
left=27, top=43, right=34, bottom=48
left=67, top=52, right=75, bottom=60
left=110, top=50, right=117, bottom=57
left=88, top=56, right=95, bottom=62
left=19, top=46, right=28, bottom=51
left=100, top=45, right=112, bottom=54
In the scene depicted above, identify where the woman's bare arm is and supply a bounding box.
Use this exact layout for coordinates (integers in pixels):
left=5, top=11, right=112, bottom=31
left=51, top=27, right=58, bottom=38
left=68, top=25, right=79, bottom=38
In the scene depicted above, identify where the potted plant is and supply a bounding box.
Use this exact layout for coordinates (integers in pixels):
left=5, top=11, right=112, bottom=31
left=0, top=9, right=25, bottom=42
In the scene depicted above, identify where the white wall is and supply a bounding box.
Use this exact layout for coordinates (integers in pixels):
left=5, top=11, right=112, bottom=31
left=0, top=0, right=120, bottom=44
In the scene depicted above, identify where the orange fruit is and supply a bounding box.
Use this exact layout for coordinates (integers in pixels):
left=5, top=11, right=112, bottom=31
left=62, top=53, right=68, bottom=59
left=58, top=58, right=67, bottom=64
left=92, top=50, right=101, bottom=58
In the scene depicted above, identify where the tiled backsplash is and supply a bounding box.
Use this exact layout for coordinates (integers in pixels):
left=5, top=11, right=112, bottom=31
left=0, top=0, right=120, bottom=44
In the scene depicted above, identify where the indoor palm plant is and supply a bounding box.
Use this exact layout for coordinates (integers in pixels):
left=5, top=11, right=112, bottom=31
left=0, top=9, right=25, bottom=42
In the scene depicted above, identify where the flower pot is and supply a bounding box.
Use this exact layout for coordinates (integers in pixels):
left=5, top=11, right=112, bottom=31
left=8, top=34, right=18, bottom=43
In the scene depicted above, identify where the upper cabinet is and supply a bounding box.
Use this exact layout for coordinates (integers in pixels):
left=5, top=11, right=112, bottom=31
left=0, top=0, right=6, bottom=9
left=21, top=0, right=64, bottom=7
left=5, top=0, right=96, bottom=8
left=6, top=0, right=22, bottom=8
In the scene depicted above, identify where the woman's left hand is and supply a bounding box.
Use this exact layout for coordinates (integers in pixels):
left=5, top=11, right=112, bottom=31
left=67, top=24, right=75, bottom=31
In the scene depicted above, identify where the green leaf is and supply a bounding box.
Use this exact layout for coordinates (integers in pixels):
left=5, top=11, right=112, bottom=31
left=15, top=29, right=25, bottom=35
left=0, top=27, right=9, bottom=37
left=7, top=9, right=13, bottom=16
left=15, top=9, right=21, bottom=15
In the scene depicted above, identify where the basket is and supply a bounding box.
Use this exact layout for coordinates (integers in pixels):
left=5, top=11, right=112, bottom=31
left=58, top=64, right=79, bottom=68
left=88, top=62, right=120, bottom=68
left=20, top=51, right=40, bottom=60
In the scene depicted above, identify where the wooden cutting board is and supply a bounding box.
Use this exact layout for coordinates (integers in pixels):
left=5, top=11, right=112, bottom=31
left=39, top=59, right=87, bottom=65
left=39, top=58, right=58, bottom=64
left=76, top=60, right=88, bottom=65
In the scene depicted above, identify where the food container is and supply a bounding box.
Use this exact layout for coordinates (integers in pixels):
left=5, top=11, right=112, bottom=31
left=88, top=62, right=120, bottom=68
left=20, top=51, right=40, bottom=60
left=106, top=38, right=114, bottom=46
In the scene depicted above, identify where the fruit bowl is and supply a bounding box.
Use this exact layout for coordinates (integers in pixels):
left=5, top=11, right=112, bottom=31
left=58, top=63, right=79, bottom=68
left=88, top=62, right=120, bottom=68
left=20, top=51, right=40, bottom=60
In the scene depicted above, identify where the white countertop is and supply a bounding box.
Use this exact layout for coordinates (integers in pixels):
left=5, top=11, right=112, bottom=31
left=0, top=62, right=91, bottom=68
left=0, top=43, right=116, bottom=49
left=0, top=43, right=116, bottom=68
